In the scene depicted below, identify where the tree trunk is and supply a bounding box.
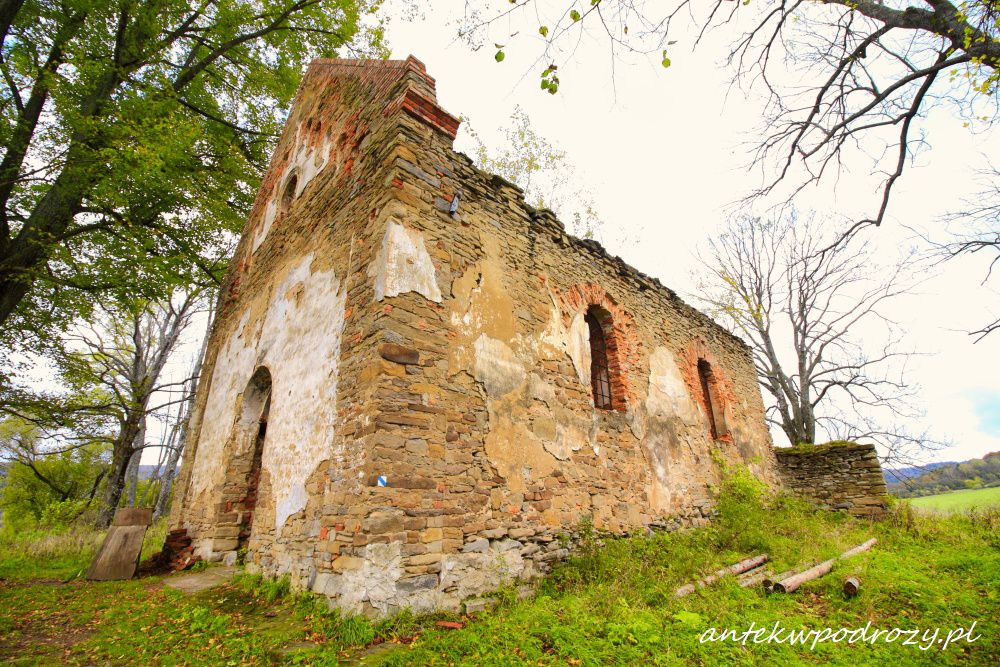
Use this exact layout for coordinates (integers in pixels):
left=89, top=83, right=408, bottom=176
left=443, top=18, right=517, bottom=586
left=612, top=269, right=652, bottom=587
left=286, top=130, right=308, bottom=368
left=124, top=453, right=138, bottom=507
left=0, top=61, right=126, bottom=328
left=763, top=569, right=796, bottom=592
left=152, top=439, right=183, bottom=520
left=0, top=0, right=24, bottom=44
left=772, top=558, right=836, bottom=594
left=124, top=420, right=146, bottom=507
left=96, top=412, right=144, bottom=527
left=738, top=568, right=773, bottom=588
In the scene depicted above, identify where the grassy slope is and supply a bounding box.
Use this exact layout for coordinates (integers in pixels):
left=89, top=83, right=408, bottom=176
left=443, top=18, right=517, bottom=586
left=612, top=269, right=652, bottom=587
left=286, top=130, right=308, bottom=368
left=909, top=486, right=1000, bottom=513
left=0, top=479, right=997, bottom=666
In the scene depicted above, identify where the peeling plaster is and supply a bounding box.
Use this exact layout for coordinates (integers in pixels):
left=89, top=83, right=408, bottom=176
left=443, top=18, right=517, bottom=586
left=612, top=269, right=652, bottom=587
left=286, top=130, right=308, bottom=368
left=567, top=312, right=591, bottom=388
left=646, top=346, right=701, bottom=426
left=549, top=411, right=594, bottom=460
left=528, top=373, right=556, bottom=407
left=448, top=237, right=517, bottom=341
left=189, top=253, right=347, bottom=532
left=439, top=547, right=527, bottom=601
left=472, top=334, right=526, bottom=397
left=370, top=221, right=443, bottom=302
left=484, top=410, right=556, bottom=492
left=539, top=291, right=569, bottom=354
left=254, top=123, right=337, bottom=252
left=189, top=309, right=258, bottom=499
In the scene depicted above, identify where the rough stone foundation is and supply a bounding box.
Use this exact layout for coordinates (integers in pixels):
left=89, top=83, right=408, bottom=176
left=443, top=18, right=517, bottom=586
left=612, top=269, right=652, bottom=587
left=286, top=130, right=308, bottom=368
left=170, top=56, right=783, bottom=616
left=775, top=442, right=889, bottom=517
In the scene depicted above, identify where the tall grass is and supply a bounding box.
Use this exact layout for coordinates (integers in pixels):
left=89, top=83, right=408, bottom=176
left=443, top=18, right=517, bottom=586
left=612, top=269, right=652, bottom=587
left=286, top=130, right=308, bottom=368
left=0, top=516, right=168, bottom=580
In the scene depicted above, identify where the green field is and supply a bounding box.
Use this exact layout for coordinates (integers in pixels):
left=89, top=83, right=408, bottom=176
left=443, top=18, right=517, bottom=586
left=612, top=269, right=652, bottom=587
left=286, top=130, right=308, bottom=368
left=909, top=486, right=1000, bottom=513
left=1, top=472, right=998, bottom=665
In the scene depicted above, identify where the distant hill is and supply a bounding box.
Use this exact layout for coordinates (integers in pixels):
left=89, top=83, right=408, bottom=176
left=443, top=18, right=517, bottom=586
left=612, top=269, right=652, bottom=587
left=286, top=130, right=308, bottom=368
left=889, top=452, right=1000, bottom=498
left=883, top=462, right=955, bottom=485
left=137, top=464, right=160, bottom=480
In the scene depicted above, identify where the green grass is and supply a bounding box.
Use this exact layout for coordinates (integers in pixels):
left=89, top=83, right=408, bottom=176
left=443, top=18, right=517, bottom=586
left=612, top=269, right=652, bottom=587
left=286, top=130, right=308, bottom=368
left=0, top=477, right=997, bottom=665
left=909, top=486, right=1000, bottom=513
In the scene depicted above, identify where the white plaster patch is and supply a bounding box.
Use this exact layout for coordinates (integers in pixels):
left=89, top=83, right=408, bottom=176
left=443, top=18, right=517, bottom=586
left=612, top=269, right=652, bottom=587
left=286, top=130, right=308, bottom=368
left=439, top=547, right=526, bottom=602
left=528, top=373, right=556, bottom=406
left=189, top=309, right=258, bottom=499
left=549, top=422, right=586, bottom=461
left=567, top=312, right=591, bottom=388
left=259, top=258, right=346, bottom=530
left=336, top=543, right=404, bottom=614
left=645, top=346, right=700, bottom=426
left=369, top=221, right=442, bottom=302
left=538, top=298, right=567, bottom=352
left=472, top=334, right=526, bottom=396
left=544, top=408, right=596, bottom=461
left=188, top=252, right=346, bottom=533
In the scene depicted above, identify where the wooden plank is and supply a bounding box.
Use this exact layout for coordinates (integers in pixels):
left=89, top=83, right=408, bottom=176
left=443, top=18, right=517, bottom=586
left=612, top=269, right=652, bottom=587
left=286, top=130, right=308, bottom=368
left=87, top=522, right=150, bottom=581
left=112, top=507, right=153, bottom=527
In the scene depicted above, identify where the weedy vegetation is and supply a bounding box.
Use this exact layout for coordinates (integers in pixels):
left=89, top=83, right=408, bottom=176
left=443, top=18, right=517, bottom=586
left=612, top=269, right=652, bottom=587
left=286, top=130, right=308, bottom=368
left=0, top=469, right=996, bottom=665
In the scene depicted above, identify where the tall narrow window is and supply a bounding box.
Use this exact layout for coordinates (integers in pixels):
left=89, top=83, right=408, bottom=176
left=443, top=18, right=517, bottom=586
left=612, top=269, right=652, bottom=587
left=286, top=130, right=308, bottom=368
left=586, top=308, right=613, bottom=409
left=280, top=172, right=298, bottom=218
left=698, top=358, right=718, bottom=439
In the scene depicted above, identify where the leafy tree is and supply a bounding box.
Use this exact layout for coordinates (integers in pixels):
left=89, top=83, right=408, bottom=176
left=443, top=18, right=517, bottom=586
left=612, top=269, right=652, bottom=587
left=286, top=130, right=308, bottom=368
left=0, top=417, right=109, bottom=526
left=462, top=106, right=603, bottom=238
left=0, top=0, right=384, bottom=352
left=1, top=288, right=209, bottom=526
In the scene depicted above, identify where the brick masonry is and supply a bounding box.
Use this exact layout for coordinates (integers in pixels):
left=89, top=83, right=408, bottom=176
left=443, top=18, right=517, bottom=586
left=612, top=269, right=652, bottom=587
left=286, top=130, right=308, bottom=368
left=169, top=56, right=784, bottom=616
left=775, top=442, right=889, bottom=518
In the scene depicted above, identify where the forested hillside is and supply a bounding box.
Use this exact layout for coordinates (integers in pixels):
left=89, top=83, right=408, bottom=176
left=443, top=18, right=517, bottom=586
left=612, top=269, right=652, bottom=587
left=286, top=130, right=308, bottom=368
left=890, top=452, right=1000, bottom=498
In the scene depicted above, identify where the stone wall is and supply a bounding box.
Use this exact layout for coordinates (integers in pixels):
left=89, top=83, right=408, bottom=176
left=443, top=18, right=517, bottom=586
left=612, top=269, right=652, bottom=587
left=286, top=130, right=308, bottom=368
left=171, top=56, right=781, bottom=617
left=775, top=442, right=889, bottom=517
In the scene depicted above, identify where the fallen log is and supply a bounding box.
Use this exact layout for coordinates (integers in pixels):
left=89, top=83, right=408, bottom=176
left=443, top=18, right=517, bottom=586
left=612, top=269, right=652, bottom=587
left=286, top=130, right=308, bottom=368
left=843, top=577, right=860, bottom=597
left=739, top=569, right=773, bottom=588
left=840, top=538, right=878, bottom=559
left=736, top=564, right=766, bottom=580
left=675, top=554, right=769, bottom=598
left=773, top=539, right=876, bottom=594
left=763, top=570, right=796, bottom=592
left=772, top=559, right=835, bottom=594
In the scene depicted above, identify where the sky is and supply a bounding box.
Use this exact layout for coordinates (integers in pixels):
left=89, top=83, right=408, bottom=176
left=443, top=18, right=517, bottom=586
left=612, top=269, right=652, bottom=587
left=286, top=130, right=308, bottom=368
left=373, top=2, right=1000, bottom=463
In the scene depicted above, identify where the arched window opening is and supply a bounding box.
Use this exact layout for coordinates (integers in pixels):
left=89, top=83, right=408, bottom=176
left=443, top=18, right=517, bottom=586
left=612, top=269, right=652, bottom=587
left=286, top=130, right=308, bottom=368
left=280, top=172, right=298, bottom=218
left=697, top=358, right=719, bottom=440
left=586, top=308, right=613, bottom=410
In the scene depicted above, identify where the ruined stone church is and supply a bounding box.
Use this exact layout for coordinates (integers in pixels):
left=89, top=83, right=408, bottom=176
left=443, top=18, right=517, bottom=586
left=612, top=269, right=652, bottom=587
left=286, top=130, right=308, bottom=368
left=170, top=56, right=782, bottom=615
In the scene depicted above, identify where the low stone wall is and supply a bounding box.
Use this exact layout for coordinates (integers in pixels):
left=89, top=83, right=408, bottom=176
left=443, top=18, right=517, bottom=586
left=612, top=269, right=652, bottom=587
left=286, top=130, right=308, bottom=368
left=775, top=442, right=889, bottom=517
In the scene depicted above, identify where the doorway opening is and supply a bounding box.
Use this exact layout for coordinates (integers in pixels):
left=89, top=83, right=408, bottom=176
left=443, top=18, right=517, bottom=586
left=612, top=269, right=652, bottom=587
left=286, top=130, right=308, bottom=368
left=235, top=367, right=271, bottom=551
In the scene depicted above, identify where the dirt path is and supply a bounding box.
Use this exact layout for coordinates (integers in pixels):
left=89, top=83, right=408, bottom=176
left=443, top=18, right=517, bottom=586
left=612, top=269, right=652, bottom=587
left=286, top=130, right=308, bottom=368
left=163, top=566, right=236, bottom=594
